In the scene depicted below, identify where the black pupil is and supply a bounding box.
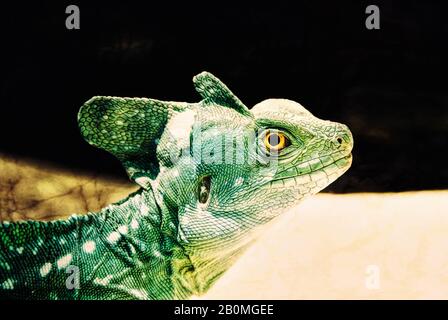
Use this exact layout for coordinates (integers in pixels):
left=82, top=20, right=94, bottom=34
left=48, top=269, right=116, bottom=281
left=269, top=133, right=280, bottom=146
left=198, top=176, right=211, bottom=204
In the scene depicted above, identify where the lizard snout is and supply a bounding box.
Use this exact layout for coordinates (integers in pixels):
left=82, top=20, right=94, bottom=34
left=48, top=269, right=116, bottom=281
left=333, top=124, right=354, bottom=154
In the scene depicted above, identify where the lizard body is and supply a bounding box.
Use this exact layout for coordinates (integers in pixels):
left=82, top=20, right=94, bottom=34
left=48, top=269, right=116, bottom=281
left=0, top=72, right=353, bottom=299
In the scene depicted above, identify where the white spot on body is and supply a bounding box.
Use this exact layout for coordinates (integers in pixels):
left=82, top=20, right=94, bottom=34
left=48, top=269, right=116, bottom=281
left=1, top=278, right=14, bottom=290
left=166, top=110, right=196, bottom=141
left=94, top=275, right=113, bottom=286
left=151, top=243, right=163, bottom=258
left=118, top=225, right=128, bottom=235
left=234, top=177, right=244, bottom=186
left=40, top=263, right=52, bottom=277
left=83, top=241, right=96, bottom=254
left=107, top=232, right=121, bottom=244
left=129, top=289, right=148, bottom=299
left=130, top=219, right=139, bottom=230
left=16, top=247, right=24, bottom=254
left=57, top=254, right=73, bottom=269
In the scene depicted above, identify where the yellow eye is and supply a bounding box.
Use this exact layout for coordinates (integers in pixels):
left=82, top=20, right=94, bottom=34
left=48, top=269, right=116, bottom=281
left=264, top=131, right=290, bottom=151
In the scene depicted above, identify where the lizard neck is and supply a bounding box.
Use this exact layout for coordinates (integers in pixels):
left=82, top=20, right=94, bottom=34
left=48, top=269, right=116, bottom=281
left=116, top=187, right=196, bottom=299
left=149, top=188, right=254, bottom=298
left=105, top=188, right=175, bottom=299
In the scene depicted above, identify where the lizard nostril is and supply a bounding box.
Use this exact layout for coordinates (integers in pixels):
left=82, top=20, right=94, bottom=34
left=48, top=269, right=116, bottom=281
left=334, top=124, right=354, bottom=152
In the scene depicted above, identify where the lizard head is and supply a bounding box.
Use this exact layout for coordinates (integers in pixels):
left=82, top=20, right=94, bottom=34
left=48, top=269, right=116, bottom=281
left=78, top=72, right=353, bottom=294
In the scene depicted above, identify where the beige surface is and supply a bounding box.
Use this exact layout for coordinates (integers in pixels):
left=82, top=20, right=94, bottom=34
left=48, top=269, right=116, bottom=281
left=202, top=191, right=448, bottom=300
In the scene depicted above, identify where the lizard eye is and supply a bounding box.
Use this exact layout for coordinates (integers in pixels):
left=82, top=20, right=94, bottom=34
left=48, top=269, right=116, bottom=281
left=264, top=130, right=290, bottom=152
left=198, top=176, right=211, bottom=204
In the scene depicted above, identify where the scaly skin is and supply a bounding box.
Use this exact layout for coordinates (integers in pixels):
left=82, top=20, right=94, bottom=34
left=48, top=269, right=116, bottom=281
left=0, top=72, right=353, bottom=299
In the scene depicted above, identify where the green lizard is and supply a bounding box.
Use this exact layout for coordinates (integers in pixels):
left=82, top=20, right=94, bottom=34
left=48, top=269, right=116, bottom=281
left=0, top=72, right=353, bottom=299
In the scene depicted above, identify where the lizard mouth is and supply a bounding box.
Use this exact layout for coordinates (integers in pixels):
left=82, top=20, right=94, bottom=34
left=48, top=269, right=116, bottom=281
left=266, top=151, right=352, bottom=190
left=334, top=153, right=353, bottom=168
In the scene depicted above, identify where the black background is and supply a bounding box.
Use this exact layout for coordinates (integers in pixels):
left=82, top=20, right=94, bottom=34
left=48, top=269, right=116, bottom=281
left=0, top=0, right=447, bottom=192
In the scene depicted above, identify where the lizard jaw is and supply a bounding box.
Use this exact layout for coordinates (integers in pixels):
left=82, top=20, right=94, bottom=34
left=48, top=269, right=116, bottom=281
left=265, top=150, right=352, bottom=191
